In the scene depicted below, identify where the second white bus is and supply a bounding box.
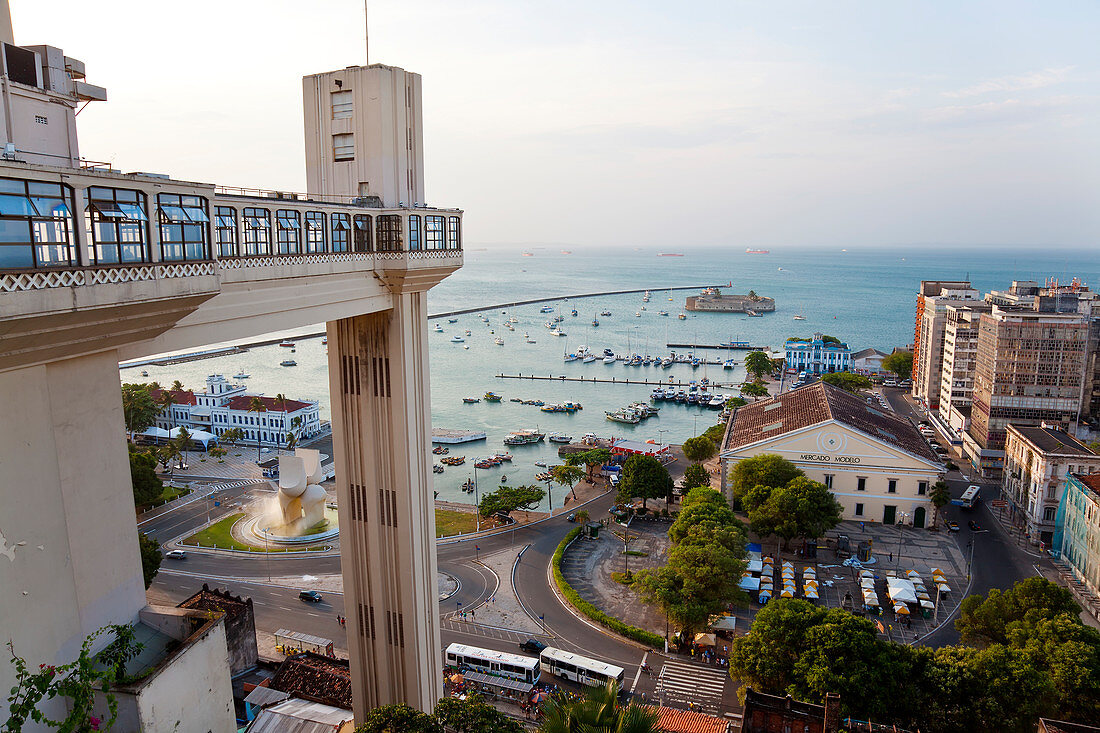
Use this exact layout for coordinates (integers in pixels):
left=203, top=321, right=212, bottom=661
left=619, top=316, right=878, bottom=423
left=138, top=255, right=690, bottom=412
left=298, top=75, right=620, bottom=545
left=445, top=643, right=540, bottom=685
left=960, top=485, right=980, bottom=509
left=540, top=647, right=625, bottom=689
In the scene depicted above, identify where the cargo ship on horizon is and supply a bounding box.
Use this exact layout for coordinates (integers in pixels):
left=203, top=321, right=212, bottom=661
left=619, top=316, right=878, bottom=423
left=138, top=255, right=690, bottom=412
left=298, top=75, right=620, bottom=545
left=745, top=248, right=770, bottom=254
left=657, top=252, right=684, bottom=257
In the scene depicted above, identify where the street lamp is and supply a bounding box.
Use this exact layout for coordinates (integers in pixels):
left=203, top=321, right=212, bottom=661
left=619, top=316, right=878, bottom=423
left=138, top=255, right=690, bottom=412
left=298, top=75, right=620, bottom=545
left=657, top=429, right=668, bottom=448
left=263, top=527, right=271, bottom=582
left=472, top=465, right=480, bottom=532
left=544, top=476, right=554, bottom=517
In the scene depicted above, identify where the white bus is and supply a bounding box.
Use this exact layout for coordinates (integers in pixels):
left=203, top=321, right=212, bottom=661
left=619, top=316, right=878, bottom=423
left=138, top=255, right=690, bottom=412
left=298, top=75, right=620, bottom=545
left=445, top=643, right=540, bottom=685
left=540, top=647, right=625, bottom=689
left=960, top=485, right=980, bottom=509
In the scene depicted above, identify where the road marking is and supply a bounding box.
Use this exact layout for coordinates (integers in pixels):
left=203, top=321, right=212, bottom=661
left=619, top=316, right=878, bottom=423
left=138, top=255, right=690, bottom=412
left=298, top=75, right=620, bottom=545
left=656, top=660, right=727, bottom=712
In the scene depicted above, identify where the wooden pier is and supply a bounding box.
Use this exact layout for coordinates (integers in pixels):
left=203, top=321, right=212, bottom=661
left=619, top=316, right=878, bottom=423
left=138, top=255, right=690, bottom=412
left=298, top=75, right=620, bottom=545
left=495, top=373, right=743, bottom=389
left=666, top=343, right=770, bottom=351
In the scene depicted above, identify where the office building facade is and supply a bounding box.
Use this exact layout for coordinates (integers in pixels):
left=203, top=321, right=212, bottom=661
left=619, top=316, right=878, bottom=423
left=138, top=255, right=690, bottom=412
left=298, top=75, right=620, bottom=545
left=911, top=281, right=980, bottom=409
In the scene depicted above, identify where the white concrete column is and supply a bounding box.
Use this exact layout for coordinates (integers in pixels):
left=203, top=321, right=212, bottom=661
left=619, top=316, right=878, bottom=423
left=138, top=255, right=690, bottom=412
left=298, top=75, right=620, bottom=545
left=0, top=350, right=147, bottom=719
left=327, top=289, right=440, bottom=718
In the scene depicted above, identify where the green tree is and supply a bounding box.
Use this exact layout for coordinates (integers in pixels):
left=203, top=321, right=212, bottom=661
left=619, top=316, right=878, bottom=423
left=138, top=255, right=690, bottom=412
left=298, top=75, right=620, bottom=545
left=882, top=350, right=913, bottom=380
left=220, top=427, right=245, bottom=445
left=129, top=447, right=163, bottom=506
left=172, top=427, right=192, bottom=470
left=930, top=480, right=951, bottom=527
left=680, top=486, right=727, bottom=509
left=565, top=448, right=611, bottom=483
left=285, top=433, right=298, bottom=452
left=433, top=696, right=524, bottom=733
left=4, top=625, right=143, bottom=733
left=1088, top=440, right=1100, bottom=454
left=248, top=396, right=267, bottom=461
left=550, top=464, right=584, bottom=502
left=208, top=445, right=228, bottom=462
left=274, top=393, right=289, bottom=452
left=745, top=476, right=842, bottom=549
left=725, top=396, right=747, bottom=410
left=478, top=484, right=546, bottom=518
left=157, top=390, right=178, bottom=430
left=956, top=577, right=1082, bottom=648
left=355, top=703, right=439, bottom=733
left=682, top=463, right=711, bottom=490
left=700, top=423, right=728, bottom=448
left=681, top=435, right=717, bottom=463
left=121, top=383, right=159, bottom=439
left=820, top=371, right=872, bottom=393
left=170, top=379, right=184, bottom=392
left=728, top=453, right=803, bottom=503
left=539, top=681, right=657, bottom=733
left=744, top=350, right=772, bottom=380
left=741, top=380, right=769, bottom=400
left=618, top=454, right=673, bottom=508
left=138, top=532, right=161, bottom=589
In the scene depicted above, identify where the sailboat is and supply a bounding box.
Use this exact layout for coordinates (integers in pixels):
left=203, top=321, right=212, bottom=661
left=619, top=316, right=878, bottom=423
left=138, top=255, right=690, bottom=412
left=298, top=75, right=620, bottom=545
left=793, top=306, right=806, bottom=321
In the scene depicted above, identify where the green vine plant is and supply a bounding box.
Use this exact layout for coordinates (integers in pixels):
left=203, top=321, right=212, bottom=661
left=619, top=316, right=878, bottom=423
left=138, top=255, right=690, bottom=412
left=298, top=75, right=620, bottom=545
left=4, top=624, right=143, bottom=733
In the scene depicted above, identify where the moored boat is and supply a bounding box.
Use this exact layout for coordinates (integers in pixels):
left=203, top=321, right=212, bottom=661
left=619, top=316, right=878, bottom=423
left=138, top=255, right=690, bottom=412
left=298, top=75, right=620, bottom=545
left=463, top=396, right=480, bottom=403
left=280, top=359, right=297, bottom=367
left=548, top=434, right=572, bottom=443
left=484, top=392, right=503, bottom=402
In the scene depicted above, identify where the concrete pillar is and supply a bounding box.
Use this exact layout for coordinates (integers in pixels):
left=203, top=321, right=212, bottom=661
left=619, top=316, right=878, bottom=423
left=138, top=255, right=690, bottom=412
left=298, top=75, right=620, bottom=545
left=327, top=289, right=440, bottom=718
left=0, top=350, right=146, bottom=719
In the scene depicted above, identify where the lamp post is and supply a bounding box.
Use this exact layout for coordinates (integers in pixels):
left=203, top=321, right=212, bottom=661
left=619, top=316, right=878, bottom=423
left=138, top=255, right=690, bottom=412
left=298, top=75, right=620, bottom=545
left=472, top=465, right=480, bottom=532
left=544, top=476, right=554, bottom=517
left=895, top=513, right=909, bottom=574
left=263, top=527, right=271, bottom=582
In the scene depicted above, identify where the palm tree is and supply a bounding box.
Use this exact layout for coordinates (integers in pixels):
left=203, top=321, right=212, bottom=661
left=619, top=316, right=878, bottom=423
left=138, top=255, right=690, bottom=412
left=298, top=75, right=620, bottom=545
left=930, top=480, right=951, bottom=528
left=248, top=396, right=267, bottom=461
left=274, top=393, right=289, bottom=453
left=539, top=681, right=657, bottom=733
left=285, top=433, right=298, bottom=452
left=170, top=379, right=185, bottom=392
left=158, top=391, right=178, bottom=430
left=173, top=428, right=192, bottom=470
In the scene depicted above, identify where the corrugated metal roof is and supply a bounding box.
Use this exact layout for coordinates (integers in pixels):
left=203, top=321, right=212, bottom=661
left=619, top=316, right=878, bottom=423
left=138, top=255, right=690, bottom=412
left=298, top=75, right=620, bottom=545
left=246, top=698, right=351, bottom=733
left=244, top=685, right=289, bottom=707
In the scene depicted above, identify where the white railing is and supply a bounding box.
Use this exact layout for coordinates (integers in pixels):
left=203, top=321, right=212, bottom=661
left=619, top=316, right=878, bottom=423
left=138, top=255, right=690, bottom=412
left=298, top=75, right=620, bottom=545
left=2, top=249, right=458, bottom=293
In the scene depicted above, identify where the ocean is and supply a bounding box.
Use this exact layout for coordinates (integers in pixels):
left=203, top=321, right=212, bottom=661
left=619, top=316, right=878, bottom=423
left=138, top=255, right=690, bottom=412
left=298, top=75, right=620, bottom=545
left=122, top=244, right=1100, bottom=510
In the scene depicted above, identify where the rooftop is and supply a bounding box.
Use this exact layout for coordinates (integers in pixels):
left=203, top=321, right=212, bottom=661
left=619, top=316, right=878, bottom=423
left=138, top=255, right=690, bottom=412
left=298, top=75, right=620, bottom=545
left=178, top=583, right=253, bottom=620
left=648, top=705, right=730, bottom=733
left=1072, top=473, right=1100, bottom=495
left=724, top=381, right=941, bottom=464
left=271, top=652, right=352, bottom=711
left=1007, top=425, right=1096, bottom=457
left=245, top=697, right=352, bottom=733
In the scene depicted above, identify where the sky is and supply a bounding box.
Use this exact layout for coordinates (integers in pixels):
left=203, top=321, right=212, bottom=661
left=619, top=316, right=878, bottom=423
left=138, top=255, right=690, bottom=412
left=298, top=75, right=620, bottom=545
left=11, top=0, right=1100, bottom=250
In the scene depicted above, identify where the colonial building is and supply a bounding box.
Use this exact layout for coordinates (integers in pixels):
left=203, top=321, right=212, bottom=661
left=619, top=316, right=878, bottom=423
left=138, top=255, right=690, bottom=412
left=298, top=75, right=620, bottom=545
left=150, top=374, right=322, bottom=447
left=1054, top=473, right=1100, bottom=613
left=720, top=382, right=945, bottom=527
left=850, top=347, right=889, bottom=376
left=784, top=333, right=852, bottom=376
left=1003, top=425, right=1100, bottom=547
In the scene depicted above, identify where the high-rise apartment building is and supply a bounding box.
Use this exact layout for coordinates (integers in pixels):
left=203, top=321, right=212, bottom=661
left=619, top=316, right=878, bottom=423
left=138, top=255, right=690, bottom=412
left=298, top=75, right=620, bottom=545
left=965, top=304, right=1090, bottom=476
left=938, top=303, right=991, bottom=433
left=912, top=281, right=980, bottom=408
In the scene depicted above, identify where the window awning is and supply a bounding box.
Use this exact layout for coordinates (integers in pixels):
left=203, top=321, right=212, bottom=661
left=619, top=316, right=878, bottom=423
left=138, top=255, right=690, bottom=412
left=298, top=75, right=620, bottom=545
left=332, top=218, right=351, bottom=230
left=183, top=206, right=209, bottom=222
left=160, top=205, right=189, bottom=223
left=277, top=216, right=300, bottom=229
left=0, top=194, right=37, bottom=216
left=245, top=217, right=268, bottom=229
left=117, top=203, right=148, bottom=221
left=305, top=217, right=324, bottom=230
left=90, top=201, right=126, bottom=218
left=461, top=671, right=533, bottom=694
left=215, top=215, right=236, bottom=229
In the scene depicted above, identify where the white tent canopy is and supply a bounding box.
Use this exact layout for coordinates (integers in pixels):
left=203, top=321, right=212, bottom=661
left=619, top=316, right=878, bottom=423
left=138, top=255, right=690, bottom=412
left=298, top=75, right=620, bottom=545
left=139, top=426, right=218, bottom=449
left=887, top=578, right=918, bottom=605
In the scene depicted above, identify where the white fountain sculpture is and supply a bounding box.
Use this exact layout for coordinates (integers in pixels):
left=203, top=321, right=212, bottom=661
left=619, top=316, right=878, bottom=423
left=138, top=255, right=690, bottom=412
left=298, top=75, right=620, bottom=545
left=277, top=448, right=327, bottom=534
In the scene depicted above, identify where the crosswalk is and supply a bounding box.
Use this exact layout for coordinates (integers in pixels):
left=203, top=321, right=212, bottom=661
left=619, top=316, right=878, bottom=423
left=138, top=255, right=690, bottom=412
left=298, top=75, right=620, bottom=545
left=655, top=659, right=728, bottom=714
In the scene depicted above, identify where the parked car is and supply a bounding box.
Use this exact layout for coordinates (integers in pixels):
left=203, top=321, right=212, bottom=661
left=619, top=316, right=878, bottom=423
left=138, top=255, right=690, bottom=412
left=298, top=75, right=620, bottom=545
left=519, top=639, right=547, bottom=654
left=967, top=520, right=982, bottom=531
left=946, top=521, right=960, bottom=532
left=884, top=379, right=898, bottom=387
left=164, top=550, right=188, bottom=560
left=299, top=590, right=324, bottom=603
left=493, top=512, right=516, bottom=525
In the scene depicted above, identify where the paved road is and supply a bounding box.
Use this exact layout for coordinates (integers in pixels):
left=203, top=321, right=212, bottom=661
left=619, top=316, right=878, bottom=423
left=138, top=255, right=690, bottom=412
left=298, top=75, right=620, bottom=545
left=879, top=386, right=1038, bottom=646
left=139, top=481, right=270, bottom=544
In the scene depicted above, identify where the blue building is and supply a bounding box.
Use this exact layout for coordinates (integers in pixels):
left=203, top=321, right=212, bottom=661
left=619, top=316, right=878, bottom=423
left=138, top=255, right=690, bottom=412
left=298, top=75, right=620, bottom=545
left=1053, top=473, right=1100, bottom=611
left=784, top=333, right=852, bottom=375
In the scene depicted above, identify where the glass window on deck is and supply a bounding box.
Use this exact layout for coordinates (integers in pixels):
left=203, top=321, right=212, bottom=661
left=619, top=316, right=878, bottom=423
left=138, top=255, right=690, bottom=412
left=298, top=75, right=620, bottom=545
left=87, top=186, right=149, bottom=265
left=0, top=178, right=78, bottom=268
left=424, top=215, right=444, bottom=250
left=376, top=215, right=403, bottom=252
left=242, top=207, right=271, bottom=256
left=157, top=193, right=210, bottom=261
left=447, top=216, right=460, bottom=250
left=408, top=214, right=421, bottom=250
left=215, top=206, right=238, bottom=257
left=304, top=211, right=327, bottom=253
left=331, top=213, right=350, bottom=252
left=276, top=209, right=301, bottom=255
left=353, top=214, right=373, bottom=252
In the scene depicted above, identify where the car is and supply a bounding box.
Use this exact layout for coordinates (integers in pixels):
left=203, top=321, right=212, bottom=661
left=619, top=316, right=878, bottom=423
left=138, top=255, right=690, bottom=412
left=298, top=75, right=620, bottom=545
left=519, top=639, right=547, bottom=654
left=946, top=521, right=960, bottom=532
left=899, top=379, right=912, bottom=387
left=884, top=379, right=897, bottom=387
left=967, top=520, right=982, bottom=531
left=164, top=549, right=187, bottom=560
left=299, top=590, right=323, bottom=603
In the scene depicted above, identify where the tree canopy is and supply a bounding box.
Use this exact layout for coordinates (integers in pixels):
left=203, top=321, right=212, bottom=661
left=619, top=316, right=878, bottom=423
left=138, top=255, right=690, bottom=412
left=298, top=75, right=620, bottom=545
left=728, top=454, right=804, bottom=503
left=741, top=380, right=770, bottom=399
left=882, top=350, right=913, bottom=380
left=681, top=463, right=711, bottom=491
left=355, top=696, right=523, bottom=733
left=744, top=351, right=773, bottom=380
left=121, top=383, right=159, bottom=436
left=820, top=371, right=872, bottom=393
left=550, top=464, right=584, bottom=501
left=129, top=447, right=163, bottom=506
left=681, top=435, right=717, bottom=463
left=564, top=448, right=611, bottom=482
left=138, top=532, right=161, bottom=589
left=729, top=579, right=1100, bottom=733
left=743, top=476, right=842, bottom=549
left=478, top=484, right=545, bottom=518
left=618, top=454, right=673, bottom=507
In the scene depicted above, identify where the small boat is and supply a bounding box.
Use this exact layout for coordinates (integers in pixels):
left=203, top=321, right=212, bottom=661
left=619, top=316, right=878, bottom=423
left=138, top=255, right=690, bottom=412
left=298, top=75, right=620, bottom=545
left=592, top=319, right=600, bottom=327
left=550, top=329, right=567, bottom=337
left=606, top=410, right=640, bottom=424
left=509, top=317, right=519, bottom=323
left=534, top=460, right=547, bottom=468
left=279, top=340, right=296, bottom=347
left=500, top=475, right=508, bottom=483
left=503, top=430, right=545, bottom=445
left=724, top=359, right=735, bottom=369
left=562, top=401, right=583, bottom=411
left=448, top=318, right=459, bottom=323
left=495, top=453, right=513, bottom=462
left=451, top=335, right=465, bottom=342
left=549, top=434, right=572, bottom=443
left=540, top=305, right=555, bottom=313
left=432, top=446, right=450, bottom=454
left=462, top=479, right=475, bottom=493
left=321, top=337, right=327, bottom=345
left=433, top=464, right=444, bottom=473
left=582, top=354, right=597, bottom=363
left=635, top=312, right=642, bottom=317
left=463, top=397, right=480, bottom=403
left=658, top=311, right=669, bottom=316
left=677, top=313, right=687, bottom=320
left=564, top=353, right=578, bottom=362
left=441, top=456, right=466, bottom=466
left=603, top=355, right=616, bottom=364
left=494, top=337, right=505, bottom=345
left=484, top=392, right=503, bottom=402
left=280, top=359, right=297, bottom=366
left=141, top=370, right=149, bottom=377
left=600, top=311, right=612, bottom=316
left=433, top=324, right=444, bottom=332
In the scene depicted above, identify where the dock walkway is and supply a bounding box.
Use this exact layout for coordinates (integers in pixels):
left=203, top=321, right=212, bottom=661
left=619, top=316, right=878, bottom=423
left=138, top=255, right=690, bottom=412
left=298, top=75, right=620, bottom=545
left=496, top=373, right=743, bottom=389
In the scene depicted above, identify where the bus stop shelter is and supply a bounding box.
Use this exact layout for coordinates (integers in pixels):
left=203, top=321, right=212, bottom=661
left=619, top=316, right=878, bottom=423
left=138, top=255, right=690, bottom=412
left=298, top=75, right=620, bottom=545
left=274, top=629, right=334, bottom=657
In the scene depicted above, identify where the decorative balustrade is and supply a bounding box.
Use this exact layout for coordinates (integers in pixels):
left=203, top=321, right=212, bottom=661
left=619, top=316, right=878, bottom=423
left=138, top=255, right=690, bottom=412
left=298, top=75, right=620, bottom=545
left=1, top=248, right=458, bottom=293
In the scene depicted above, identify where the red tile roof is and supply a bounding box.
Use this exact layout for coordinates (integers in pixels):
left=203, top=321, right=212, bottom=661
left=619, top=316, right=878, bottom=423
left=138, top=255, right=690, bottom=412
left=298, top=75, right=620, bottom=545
left=1075, top=473, right=1100, bottom=493
left=648, top=706, right=729, bottom=733
left=150, top=388, right=197, bottom=406
left=270, top=652, right=351, bottom=711
left=725, top=381, right=940, bottom=463
left=226, top=394, right=311, bottom=413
